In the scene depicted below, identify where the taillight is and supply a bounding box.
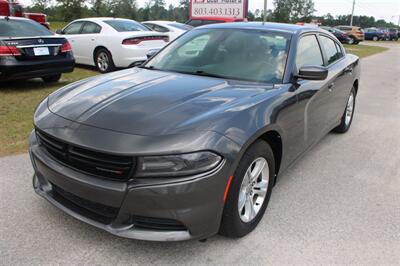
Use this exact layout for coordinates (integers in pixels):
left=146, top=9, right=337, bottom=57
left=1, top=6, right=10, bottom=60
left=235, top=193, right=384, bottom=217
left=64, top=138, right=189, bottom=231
left=0, top=46, right=21, bottom=56
left=122, top=36, right=169, bottom=45
left=60, top=41, right=72, bottom=53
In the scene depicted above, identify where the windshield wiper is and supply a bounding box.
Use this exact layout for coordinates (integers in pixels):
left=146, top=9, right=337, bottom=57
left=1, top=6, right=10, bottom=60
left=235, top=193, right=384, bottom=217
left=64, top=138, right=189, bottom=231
left=193, top=70, right=228, bottom=79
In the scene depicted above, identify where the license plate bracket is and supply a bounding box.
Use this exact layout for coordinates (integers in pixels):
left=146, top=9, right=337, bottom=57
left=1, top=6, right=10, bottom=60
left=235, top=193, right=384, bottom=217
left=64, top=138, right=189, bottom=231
left=33, top=47, right=50, bottom=56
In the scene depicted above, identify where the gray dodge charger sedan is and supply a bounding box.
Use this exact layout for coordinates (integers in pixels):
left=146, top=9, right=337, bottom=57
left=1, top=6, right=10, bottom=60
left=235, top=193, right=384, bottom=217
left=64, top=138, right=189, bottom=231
left=30, top=22, right=360, bottom=241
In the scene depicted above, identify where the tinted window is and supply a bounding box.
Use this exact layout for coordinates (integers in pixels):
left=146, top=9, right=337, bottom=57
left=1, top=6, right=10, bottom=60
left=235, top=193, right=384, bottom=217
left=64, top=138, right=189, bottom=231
left=319, top=36, right=342, bottom=65
left=296, top=35, right=323, bottom=68
left=143, top=23, right=155, bottom=30
left=153, top=25, right=169, bottom=33
left=104, top=20, right=149, bottom=32
left=63, top=21, right=85, bottom=34
left=168, top=22, right=193, bottom=31
left=0, top=19, right=53, bottom=37
left=145, top=29, right=291, bottom=84
left=81, top=22, right=101, bottom=34
left=186, top=20, right=203, bottom=27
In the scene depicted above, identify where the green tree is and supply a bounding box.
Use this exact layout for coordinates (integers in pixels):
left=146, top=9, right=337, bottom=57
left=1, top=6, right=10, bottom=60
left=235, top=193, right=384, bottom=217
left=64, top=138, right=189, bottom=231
left=273, top=0, right=315, bottom=23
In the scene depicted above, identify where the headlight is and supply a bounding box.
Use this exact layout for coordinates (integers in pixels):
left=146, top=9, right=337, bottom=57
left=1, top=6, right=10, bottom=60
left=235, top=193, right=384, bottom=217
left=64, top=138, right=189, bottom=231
left=136, top=151, right=222, bottom=177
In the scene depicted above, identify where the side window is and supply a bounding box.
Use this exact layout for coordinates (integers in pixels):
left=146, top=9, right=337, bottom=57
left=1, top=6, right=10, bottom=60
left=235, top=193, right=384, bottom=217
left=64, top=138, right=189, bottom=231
left=319, top=35, right=342, bottom=65
left=335, top=42, right=344, bottom=59
left=143, top=23, right=155, bottom=30
left=153, top=25, right=169, bottom=32
left=81, top=22, right=101, bottom=34
left=63, top=21, right=85, bottom=34
left=296, top=35, right=324, bottom=69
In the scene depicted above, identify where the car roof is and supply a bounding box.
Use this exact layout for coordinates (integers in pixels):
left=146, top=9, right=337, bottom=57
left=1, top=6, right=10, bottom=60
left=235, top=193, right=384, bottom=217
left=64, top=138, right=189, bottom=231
left=72, top=17, right=138, bottom=22
left=198, top=22, right=320, bottom=34
left=144, top=21, right=178, bottom=24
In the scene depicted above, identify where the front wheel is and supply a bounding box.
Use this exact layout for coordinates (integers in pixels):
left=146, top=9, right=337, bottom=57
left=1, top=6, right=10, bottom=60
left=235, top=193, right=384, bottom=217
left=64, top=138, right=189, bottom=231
left=219, top=140, right=275, bottom=238
left=333, top=86, right=356, bottom=133
left=373, top=36, right=378, bottom=41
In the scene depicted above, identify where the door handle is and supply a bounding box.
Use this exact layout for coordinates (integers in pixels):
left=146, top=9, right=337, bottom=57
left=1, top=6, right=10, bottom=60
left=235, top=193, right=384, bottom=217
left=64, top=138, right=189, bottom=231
left=328, top=82, right=334, bottom=92
left=91, top=38, right=95, bottom=41
left=344, top=67, right=353, bottom=73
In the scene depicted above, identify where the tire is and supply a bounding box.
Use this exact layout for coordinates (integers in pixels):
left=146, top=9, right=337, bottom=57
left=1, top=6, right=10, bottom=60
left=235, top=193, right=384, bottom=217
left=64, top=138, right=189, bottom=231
left=95, top=48, right=115, bottom=73
left=350, top=36, right=357, bottom=44
left=333, top=86, right=356, bottom=133
left=219, top=140, right=275, bottom=238
left=373, top=36, right=378, bottom=41
left=42, top=74, right=61, bottom=83
left=347, top=38, right=354, bottom=45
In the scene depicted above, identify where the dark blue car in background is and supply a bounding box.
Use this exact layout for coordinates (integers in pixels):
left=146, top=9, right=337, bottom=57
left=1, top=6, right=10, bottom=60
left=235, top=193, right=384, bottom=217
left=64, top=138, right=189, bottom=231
left=364, top=28, right=385, bottom=41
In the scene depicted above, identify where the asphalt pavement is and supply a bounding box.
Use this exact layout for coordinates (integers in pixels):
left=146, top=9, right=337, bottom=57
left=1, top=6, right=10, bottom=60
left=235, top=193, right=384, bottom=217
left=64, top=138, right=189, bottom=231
left=1, top=42, right=399, bottom=265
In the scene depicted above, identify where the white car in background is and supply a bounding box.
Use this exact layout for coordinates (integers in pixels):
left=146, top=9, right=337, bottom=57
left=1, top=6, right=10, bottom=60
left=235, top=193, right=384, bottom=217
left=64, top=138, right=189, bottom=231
left=56, top=17, right=169, bottom=73
left=142, top=21, right=193, bottom=41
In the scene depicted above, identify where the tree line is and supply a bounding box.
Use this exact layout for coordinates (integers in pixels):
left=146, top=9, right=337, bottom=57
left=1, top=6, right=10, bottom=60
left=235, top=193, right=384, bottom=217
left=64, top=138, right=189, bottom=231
left=26, top=0, right=398, bottom=29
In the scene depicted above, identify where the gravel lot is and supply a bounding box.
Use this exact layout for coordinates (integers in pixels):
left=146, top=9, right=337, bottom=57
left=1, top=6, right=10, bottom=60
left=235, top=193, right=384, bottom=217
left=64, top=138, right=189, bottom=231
left=1, top=43, right=399, bottom=265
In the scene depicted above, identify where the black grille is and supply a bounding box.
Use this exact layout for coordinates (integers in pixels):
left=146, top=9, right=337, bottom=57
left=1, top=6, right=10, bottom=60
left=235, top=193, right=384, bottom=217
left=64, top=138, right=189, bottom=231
left=51, top=183, right=118, bottom=224
left=132, top=216, right=187, bottom=231
left=36, top=130, right=135, bottom=180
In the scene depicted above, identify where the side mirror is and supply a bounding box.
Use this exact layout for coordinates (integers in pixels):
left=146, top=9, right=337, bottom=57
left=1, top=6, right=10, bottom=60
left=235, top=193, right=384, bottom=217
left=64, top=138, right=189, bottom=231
left=296, top=65, right=328, bottom=80
left=146, top=49, right=159, bottom=59
left=55, top=29, right=63, bottom=34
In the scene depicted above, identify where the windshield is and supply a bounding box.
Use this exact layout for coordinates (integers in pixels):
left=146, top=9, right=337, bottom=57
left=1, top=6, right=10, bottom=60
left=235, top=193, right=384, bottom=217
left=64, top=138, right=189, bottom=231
left=104, top=20, right=150, bottom=32
left=0, top=19, right=53, bottom=37
left=144, top=29, right=291, bottom=84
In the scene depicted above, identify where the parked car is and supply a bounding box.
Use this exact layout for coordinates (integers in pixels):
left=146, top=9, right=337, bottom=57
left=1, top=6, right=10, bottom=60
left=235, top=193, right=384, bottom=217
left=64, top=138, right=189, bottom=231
left=320, top=26, right=353, bottom=44
left=30, top=22, right=360, bottom=241
left=364, top=28, right=385, bottom=41
left=335, top=25, right=364, bottom=44
left=388, top=28, right=399, bottom=41
left=0, top=16, right=74, bottom=82
left=186, top=17, right=245, bottom=27
left=377, top=28, right=391, bottom=40
left=56, top=17, right=169, bottom=73
left=142, top=21, right=193, bottom=41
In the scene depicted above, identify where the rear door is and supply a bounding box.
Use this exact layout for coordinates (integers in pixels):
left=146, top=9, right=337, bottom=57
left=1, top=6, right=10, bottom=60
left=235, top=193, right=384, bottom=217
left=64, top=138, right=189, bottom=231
left=76, top=21, right=102, bottom=65
left=318, top=34, right=353, bottom=124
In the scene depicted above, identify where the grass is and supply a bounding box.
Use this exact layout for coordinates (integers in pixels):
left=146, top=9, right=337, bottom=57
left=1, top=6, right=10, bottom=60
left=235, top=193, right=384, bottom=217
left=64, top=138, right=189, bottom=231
left=49, top=21, right=68, bottom=32
left=0, top=43, right=390, bottom=157
left=0, top=67, right=98, bottom=156
left=343, top=44, right=389, bottom=58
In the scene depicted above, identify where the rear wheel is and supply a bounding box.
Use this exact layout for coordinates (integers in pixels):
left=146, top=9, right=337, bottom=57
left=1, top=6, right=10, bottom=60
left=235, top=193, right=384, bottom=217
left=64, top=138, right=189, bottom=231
left=42, top=74, right=61, bottom=83
left=333, top=86, right=356, bottom=133
left=95, top=48, right=115, bottom=73
left=219, top=140, right=275, bottom=238
left=350, top=36, right=357, bottom=44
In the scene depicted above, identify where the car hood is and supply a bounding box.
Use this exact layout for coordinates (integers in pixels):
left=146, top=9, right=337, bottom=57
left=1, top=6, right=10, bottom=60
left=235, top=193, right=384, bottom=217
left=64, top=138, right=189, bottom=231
left=47, top=68, right=272, bottom=136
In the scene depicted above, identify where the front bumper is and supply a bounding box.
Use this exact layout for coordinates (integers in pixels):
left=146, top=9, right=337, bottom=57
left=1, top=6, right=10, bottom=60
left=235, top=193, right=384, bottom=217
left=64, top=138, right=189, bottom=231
left=29, top=129, right=237, bottom=241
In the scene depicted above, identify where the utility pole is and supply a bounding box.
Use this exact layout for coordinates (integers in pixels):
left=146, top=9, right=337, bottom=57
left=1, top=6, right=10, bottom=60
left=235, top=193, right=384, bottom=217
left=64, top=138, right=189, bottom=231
left=263, top=0, right=267, bottom=23
left=350, top=0, right=355, bottom=26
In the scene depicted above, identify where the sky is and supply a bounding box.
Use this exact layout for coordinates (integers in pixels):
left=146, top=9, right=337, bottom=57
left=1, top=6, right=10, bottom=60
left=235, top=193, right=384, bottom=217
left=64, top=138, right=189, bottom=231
left=20, top=0, right=400, bottom=24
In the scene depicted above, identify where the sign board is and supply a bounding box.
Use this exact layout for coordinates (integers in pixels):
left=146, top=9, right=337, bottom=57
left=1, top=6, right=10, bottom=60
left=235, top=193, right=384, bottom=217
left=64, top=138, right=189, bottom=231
left=190, top=0, right=247, bottom=20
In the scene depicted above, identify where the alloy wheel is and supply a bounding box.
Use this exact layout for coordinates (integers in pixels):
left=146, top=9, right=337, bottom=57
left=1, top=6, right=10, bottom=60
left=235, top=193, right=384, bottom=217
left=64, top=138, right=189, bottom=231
left=345, top=91, right=355, bottom=126
left=97, top=52, right=109, bottom=72
left=238, top=157, right=269, bottom=223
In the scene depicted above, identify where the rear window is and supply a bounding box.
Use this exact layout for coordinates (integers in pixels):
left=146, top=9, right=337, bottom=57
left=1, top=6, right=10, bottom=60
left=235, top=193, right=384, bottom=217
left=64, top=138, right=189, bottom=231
left=104, top=20, right=149, bottom=32
left=0, top=19, right=53, bottom=37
